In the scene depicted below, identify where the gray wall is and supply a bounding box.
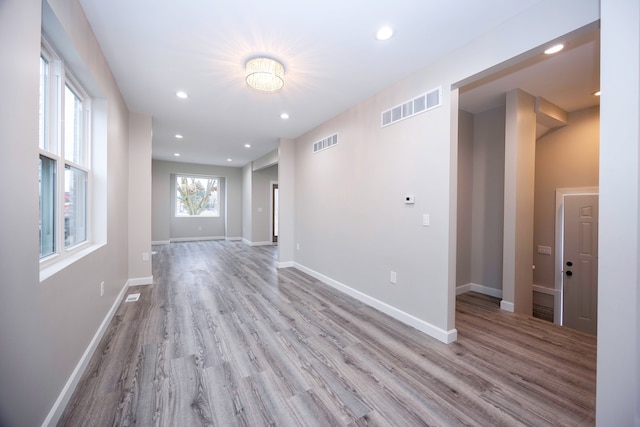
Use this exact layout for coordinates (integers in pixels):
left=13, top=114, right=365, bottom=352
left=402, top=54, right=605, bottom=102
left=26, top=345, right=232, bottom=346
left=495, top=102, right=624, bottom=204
left=152, top=160, right=242, bottom=241
left=470, top=107, right=506, bottom=291
left=242, top=163, right=253, bottom=241
left=251, top=165, right=278, bottom=244
left=283, top=0, right=600, bottom=342
left=456, top=110, right=474, bottom=287
left=0, top=0, right=132, bottom=424
left=128, top=112, right=153, bottom=281
left=533, top=106, right=600, bottom=288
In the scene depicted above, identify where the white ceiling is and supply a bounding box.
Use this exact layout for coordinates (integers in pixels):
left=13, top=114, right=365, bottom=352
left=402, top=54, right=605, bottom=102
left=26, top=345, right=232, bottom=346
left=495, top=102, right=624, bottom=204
left=79, top=0, right=598, bottom=167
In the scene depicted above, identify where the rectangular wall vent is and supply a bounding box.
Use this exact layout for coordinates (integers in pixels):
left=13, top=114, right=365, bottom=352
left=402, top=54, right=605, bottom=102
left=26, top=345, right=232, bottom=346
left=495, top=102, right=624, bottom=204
left=381, top=86, right=442, bottom=128
left=125, top=293, right=141, bottom=302
left=313, top=133, right=338, bottom=153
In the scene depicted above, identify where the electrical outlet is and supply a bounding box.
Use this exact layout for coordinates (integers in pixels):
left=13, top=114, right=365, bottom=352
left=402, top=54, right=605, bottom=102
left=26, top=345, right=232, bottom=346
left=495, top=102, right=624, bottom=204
left=296, top=243, right=300, bottom=250
left=142, top=252, right=149, bottom=261
left=100, top=281, right=105, bottom=297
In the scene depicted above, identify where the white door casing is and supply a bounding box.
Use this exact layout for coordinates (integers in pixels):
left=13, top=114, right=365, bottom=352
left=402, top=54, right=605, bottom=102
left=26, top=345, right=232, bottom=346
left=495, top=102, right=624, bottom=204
left=557, top=191, right=598, bottom=335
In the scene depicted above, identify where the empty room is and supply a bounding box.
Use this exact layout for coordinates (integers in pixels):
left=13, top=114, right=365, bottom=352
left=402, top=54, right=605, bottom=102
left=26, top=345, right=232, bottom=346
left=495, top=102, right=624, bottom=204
left=0, top=0, right=638, bottom=426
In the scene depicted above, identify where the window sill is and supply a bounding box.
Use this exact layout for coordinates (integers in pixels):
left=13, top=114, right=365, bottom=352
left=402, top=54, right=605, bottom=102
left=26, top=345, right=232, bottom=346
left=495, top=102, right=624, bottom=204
left=39, top=242, right=106, bottom=282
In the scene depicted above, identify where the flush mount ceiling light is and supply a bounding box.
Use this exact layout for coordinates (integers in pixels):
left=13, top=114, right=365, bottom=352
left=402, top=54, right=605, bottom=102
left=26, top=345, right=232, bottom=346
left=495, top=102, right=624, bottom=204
left=245, top=57, right=284, bottom=92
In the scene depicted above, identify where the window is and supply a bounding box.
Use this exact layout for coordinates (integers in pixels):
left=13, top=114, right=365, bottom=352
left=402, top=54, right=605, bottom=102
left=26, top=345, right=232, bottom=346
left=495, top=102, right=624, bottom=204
left=39, top=39, right=92, bottom=262
left=175, top=176, right=219, bottom=217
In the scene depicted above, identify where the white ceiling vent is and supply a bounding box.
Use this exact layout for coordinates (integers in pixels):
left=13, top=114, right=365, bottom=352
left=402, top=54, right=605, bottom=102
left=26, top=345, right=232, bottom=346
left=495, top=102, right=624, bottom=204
left=381, top=86, right=442, bottom=128
left=313, top=133, right=338, bottom=154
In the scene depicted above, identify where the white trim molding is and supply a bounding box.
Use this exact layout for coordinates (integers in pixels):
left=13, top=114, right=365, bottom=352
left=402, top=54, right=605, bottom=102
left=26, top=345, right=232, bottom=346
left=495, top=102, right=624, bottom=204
left=500, top=300, right=515, bottom=312
left=170, top=236, right=225, bottom=242
left=277, top=261, right=294, bottom=269
left=225, top=236, right=242, bottom=241
left=151, top=240, right=170, bottom=245
left=42, top=281, right=129, bottom=427
left=128, top=276, right=153, bottom=286
left=295, top=263, right=457, bottom=344
left=456, top=282, right=503, bottom=298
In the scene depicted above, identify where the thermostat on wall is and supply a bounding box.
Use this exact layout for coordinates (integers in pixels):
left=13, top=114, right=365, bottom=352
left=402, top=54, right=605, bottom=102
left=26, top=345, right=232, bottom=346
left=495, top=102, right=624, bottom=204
left=404, top=194, right=415, bottom=204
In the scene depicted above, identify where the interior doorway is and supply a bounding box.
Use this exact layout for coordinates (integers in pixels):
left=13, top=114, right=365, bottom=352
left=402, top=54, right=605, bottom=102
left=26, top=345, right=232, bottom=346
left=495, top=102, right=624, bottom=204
left=454, top=26, right=600, bottom=324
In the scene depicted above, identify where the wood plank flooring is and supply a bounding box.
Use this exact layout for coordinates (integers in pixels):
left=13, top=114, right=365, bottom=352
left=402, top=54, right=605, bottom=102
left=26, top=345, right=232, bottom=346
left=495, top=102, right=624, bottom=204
left=58, top=241, right=596, bottom=426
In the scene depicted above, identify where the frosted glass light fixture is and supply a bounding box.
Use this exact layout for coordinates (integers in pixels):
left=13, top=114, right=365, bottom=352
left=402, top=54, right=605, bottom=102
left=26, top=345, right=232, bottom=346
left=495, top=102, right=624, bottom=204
left=245, top=57, right=284, bottom=92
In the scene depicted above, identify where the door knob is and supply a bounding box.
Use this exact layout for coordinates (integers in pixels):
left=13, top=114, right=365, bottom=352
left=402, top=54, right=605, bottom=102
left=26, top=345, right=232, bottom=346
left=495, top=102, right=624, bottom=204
left=566, top=270, right=573, bottom=276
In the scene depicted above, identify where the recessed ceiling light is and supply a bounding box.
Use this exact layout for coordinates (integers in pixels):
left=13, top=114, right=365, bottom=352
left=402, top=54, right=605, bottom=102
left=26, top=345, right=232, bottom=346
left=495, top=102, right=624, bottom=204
left=544, top=44, right=564, bottom=55
left=376, top=26, right=394, bottom=41
left=280, top=113, right=289, bottom=119
left=175, top=134, right=183, bottom=139
left=174, top=153, right=180, bottom=157
left=176, top=91, right=188, bottom=99
left=594, top=90, right=601, bottom=96
left=227, top=158, right=232, bottom=162
left=244, top=144, right=251, bottom=148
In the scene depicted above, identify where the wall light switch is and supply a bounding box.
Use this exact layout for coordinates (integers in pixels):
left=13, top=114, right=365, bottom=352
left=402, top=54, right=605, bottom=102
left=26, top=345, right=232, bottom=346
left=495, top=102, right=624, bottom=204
left=390, top=271, right=397, bottom=284
left=423, top=214, right=430, bottom=226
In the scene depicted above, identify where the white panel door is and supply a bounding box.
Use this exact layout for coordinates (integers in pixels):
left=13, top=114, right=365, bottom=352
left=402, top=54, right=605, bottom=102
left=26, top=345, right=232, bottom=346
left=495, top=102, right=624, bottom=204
left=562, top=194, right=598, bottom=335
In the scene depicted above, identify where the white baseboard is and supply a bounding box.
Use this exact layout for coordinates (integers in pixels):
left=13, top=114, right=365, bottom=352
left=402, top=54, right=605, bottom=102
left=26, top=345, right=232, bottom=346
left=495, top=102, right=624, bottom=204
left=500, top=300, right=515, bottom=312
left=127, top=276, right=153, bottom=286
left=277, top=261, right=294, bottom=269
left=456, top=282, right=503, bottom=298
left=251, top=241, right=276, bottom=247
left=294, top=263, right=457, bottom=344
left=42, top=281, right=129, bottom=427
left=151, top=240, right=170, bottom=245
left=170, top=236, right=225, bottom=242
left=225, top=236, right=242, bottom=241
left=241, top=238, right=275, bottom=246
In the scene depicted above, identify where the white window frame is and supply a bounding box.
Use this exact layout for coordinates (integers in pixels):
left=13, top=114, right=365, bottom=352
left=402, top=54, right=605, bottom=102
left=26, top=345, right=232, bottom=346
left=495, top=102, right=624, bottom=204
left=39, top=37, right=92, bottom=270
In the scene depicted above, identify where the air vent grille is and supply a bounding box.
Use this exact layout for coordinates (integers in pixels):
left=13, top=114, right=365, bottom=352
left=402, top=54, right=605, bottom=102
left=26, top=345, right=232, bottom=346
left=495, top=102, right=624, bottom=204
left=381, top=86, right=442, bottom=128
left=313, top=133, right=338, bottom=153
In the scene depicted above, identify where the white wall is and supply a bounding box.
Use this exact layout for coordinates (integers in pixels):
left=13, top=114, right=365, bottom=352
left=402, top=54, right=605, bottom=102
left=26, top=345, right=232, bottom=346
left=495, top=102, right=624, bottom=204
left=0, top=0, right=132, bottom=425
left=597, top=0, right=640, bottom=424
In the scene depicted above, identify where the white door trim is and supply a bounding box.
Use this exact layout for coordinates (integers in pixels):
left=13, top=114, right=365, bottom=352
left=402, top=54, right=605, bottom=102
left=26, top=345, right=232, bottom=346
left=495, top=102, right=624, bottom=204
left=554, top=187, right=598, bottom=325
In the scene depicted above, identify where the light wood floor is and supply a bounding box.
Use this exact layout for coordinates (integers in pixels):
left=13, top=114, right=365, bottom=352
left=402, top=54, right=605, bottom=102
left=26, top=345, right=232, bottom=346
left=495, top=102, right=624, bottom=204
left=59, top=241, right=596, bottom=426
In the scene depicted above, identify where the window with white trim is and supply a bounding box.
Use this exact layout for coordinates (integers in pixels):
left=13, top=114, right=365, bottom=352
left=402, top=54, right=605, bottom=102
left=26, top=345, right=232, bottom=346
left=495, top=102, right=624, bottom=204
left=175, top=176, right=219, bottom=217
left=39, top=39, right=92, bottom=262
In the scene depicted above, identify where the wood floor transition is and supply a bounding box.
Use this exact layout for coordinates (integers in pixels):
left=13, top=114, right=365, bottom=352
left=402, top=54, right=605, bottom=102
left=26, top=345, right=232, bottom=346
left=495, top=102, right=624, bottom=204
left=58, top=241, right=596, bottom=426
